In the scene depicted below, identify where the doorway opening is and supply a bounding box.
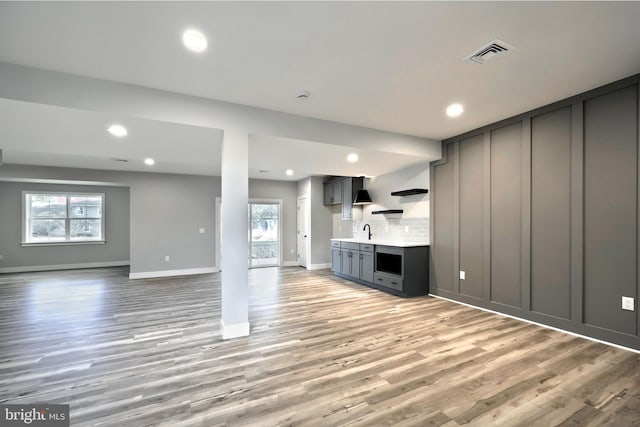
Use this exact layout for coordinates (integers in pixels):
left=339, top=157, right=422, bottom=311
left=215, top=198, right=283, bottom=270
left=249, top=201, right=280, bottom=268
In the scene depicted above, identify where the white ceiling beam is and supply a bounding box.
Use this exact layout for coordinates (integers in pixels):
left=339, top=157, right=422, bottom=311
left=0, top=62, right=441, bottom=160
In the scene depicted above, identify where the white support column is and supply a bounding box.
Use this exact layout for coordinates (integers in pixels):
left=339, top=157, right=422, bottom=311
left=220, top=129, right=250, bottom=339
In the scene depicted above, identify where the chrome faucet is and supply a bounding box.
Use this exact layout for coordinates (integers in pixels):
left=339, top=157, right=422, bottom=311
left=363, top=224, right=372, bottom=240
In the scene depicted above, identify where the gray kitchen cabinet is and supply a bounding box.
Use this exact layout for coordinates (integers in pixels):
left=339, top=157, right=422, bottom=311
left=360, top=251, right=374, bottom=283
left=332, top=180, right=342, bottom=204
left=323, top=179, right=343, bottom=205
left=323, top=177, right=363, bottom=217
left=323, top=180, right=342, bottom=205
left=341, top=177, right=363, bottom=220
left=331, top=248, right=341, bottom=272
left=339, top=242, right=360, bottom=277
left=323, top=181, right=333, bottom=205
left=331, top=239, right=429, bottom=297
left=341, top=178, right=352, bottom=219
left=341, top=249, right=360, bottom=277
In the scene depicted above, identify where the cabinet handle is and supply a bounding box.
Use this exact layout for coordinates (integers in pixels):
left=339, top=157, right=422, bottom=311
left=377, top=278, right=383, bottom=282
left=391, top=281, right=398, bottom=285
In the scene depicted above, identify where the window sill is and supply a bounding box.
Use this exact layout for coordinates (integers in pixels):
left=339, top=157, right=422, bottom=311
left=21, top=241, right=106, bottom=247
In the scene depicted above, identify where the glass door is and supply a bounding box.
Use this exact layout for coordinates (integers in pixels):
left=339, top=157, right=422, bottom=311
left=248, top=202, right=280, bottom=268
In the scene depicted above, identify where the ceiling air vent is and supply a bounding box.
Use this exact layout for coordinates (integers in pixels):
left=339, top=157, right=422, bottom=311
left=465, top=39, right=514, bottom=64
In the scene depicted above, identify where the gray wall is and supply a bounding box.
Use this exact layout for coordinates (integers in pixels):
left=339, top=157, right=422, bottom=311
left=297, top=176, right=333, bottom=267
left=309, top=176, right=332, bottom=265
left=0, top=181, right=129, bottom=271
left=129, top=173, right=217, bottom=274
left=430, top=74, right=640, bottom=350
left=0, top=165, right=301, bottom=274
left=249, top=178, right=298, bottom=264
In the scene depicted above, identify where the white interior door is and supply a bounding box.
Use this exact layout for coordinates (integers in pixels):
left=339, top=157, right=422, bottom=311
left=297, top=196, right=309, bottom=268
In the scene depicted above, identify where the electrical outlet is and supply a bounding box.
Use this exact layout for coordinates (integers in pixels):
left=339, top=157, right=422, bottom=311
left=199, top=228, right=205, bottom=234
left=0, top=254, right=4, bottom=261
left=290, top=249, right=294, bottom=254
left=622, top=296, right=635, bottom=311
left=405, top=226, right=409, bottom=232
left=459, top=271, right=466, bottom=280
left=164, top=256, right=170, bottom=262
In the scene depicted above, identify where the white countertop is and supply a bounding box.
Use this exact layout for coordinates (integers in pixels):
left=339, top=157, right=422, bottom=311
left=331, top=238, right=429, bottom=248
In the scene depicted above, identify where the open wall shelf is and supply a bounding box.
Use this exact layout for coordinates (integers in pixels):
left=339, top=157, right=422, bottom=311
left=391, top=189, right=429, bottom=197
left=372, top=209, right=404, bottom=215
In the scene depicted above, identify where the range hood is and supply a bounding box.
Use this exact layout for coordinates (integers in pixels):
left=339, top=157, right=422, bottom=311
left=353, top=189, right=372, bottom=205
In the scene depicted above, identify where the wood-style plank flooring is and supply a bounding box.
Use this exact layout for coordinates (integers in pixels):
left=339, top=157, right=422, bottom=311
left=1, top=266, right=640, bottom=426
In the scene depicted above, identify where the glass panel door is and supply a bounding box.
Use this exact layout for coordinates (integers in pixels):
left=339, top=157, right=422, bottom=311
left=249, top=202, right=280, bottom=268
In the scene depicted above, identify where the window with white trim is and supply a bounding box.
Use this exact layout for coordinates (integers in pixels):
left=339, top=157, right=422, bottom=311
left=23, top=192, right=105, bottom=244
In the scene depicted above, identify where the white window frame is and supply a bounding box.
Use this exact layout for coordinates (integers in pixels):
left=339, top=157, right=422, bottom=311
left=22, top=191, right=106, bottom=246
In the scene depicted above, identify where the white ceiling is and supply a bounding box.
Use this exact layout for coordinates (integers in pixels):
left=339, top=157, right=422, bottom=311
left=1, top=2, right=640, bottom=178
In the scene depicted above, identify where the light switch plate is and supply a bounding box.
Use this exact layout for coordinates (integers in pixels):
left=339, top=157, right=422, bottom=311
left=459, top=271, right=466, bottom=280
left=622, top=296, right=634, bottom=311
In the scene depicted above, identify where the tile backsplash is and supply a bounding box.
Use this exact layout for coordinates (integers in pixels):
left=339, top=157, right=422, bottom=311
left=352, top=217, right=429, bottom=243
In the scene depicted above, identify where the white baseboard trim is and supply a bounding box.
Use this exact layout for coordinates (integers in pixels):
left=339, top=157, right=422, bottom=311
left=0, top=260, right=130, bottom=274
left=430, top=294, right=640, bottom=355
left=129, top=267, right=218, bottom=280
left=282, top=261, right=299, bottom=267
left=221, top=320, right=250, bottom=339
left=307, top=263, right=331, bottom=270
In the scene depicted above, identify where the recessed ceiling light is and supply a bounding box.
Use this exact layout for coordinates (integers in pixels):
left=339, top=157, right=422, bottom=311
left=144, top=158, right=155, bottom=166
left=285, top=169, right=294, bottom=176
left=182, top=29, right=207, bottom=52
left=347, top=153, right=359, bottom=163
left=107, top=124, right=127, bottom=138
left=446, top=103, right=464, bottom=118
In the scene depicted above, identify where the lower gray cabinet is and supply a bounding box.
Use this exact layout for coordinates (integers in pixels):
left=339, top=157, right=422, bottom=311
left=331, top=248, right=341, bottom=272
left=360, top=251, right=374, bottom=282
left=341, top=249, right=360, bottom=277
left=373, top=272, right=403, bottom=291
left=331, top=240, right=429, bottom=297
left=331, top=240, right=342, bottom=272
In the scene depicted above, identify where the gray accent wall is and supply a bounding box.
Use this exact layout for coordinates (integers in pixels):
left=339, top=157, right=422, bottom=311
left=490, top=122, right=523, bottom=308
left=459, top=134, right=484, bottom=300
left=431, top=74, right=640, bottom=350
left=0, top=181, right=129, bottom=270
left=431, top=143, right=454, bottom=292
left=531, top=106, right=572, bottom=319
left=583, top=86, right=638, bottom=335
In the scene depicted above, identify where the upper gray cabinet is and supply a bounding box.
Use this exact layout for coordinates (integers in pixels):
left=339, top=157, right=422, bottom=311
left=323, top=177, right=363, bottom=220
left=323, top=179, right=342, bottom=205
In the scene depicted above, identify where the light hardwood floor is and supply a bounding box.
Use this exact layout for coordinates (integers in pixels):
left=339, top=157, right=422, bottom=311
left=1, top=266, right=639, bottom=426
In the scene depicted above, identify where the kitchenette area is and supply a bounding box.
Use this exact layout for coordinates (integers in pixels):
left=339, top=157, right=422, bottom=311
left=331, top=237, right=429, bottom=297
left=324, top=163, right=430, bottom=297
